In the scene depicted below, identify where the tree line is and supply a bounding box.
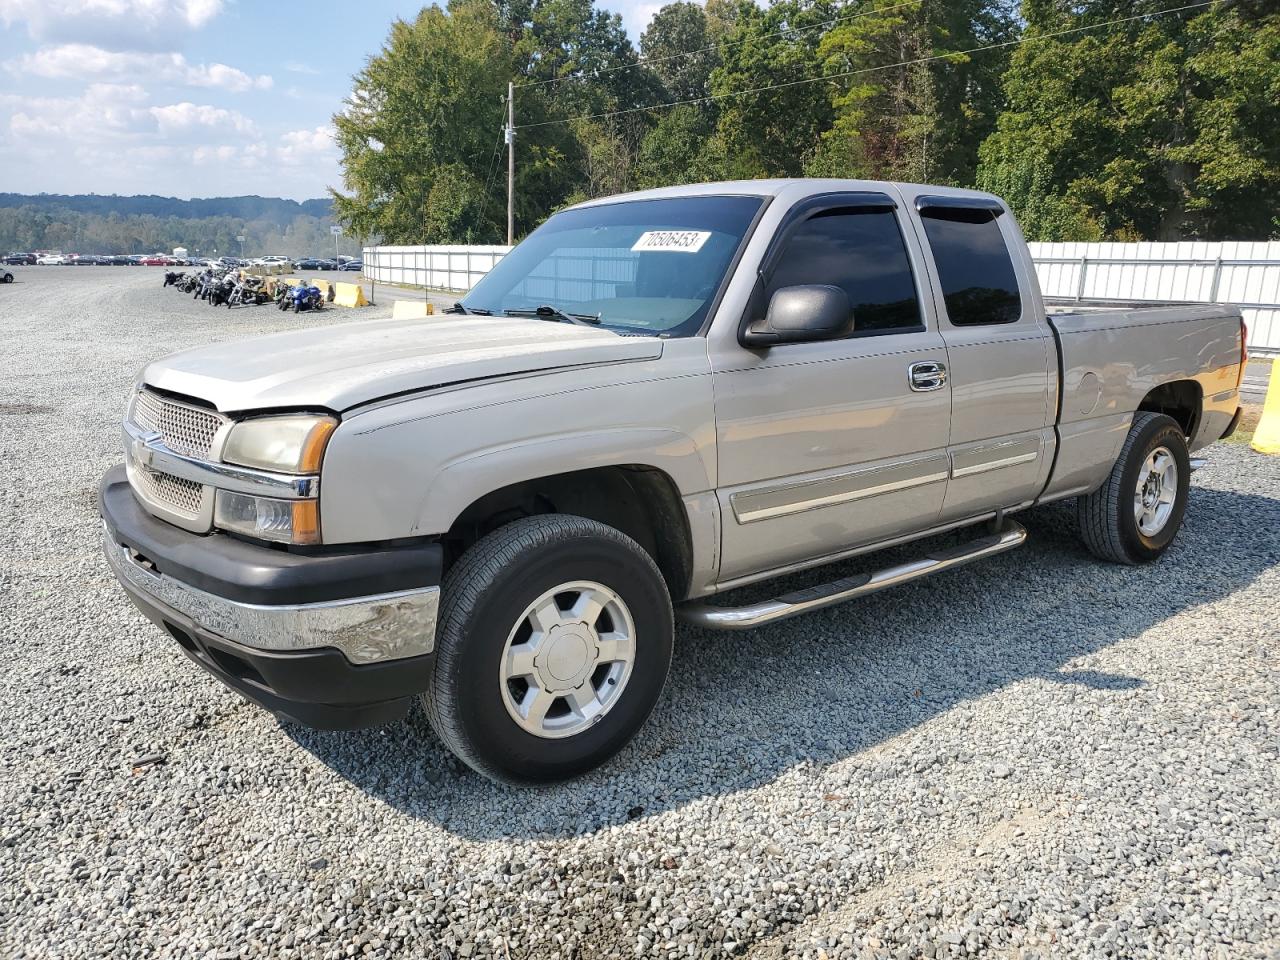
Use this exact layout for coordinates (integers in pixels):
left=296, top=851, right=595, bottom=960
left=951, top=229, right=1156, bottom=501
left=331, top=0, right=1279, bottom=244
left=0, top=198, right=361, bottom=259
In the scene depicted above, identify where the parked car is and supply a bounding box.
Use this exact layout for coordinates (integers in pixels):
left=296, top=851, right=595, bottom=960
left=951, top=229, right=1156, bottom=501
left=72, top=255, right=105, bottom=265
left=339, top=259, right=363, bottom=272
left=100, top=179, right=1246, bottom=785
left=36, top=254, right=69, bottom=265
left=296, top=257, right=336, bottom=271
left=4, top=252, right=36, bottom=265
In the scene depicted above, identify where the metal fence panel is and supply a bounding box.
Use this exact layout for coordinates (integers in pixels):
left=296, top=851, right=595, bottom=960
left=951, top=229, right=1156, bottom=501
left=363, top=241, right=1280, bottom=354
left=1028, top=241, right=1280, bottom=354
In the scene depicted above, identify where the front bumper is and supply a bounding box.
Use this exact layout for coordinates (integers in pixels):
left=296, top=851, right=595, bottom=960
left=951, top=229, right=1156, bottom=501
left=100, top=465, right=442, bottom=729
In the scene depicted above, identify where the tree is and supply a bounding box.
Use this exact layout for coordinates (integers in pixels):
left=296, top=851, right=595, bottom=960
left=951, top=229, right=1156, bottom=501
left=331, top=0, right=511, bottom=243
left=977, top=1, right=1280, bottom=241
left=702, top=0, right=836, bottom=180
left=641, top=2, right=719, bottom=102
left=808, top=0, right=1015, bottom=184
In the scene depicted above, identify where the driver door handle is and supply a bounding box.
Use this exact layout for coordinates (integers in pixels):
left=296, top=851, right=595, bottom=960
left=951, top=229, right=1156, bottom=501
left=909, top=361, right=948, bottom=392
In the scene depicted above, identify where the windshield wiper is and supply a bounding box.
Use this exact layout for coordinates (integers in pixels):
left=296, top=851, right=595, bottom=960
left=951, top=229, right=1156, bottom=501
left=446, top=301, right=492, bottom=315
left=504, top=304, right=600, bottom=326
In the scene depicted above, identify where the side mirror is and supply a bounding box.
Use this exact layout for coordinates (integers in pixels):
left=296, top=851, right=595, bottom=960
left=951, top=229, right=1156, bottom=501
left=740, top=284, right=854, bottom=347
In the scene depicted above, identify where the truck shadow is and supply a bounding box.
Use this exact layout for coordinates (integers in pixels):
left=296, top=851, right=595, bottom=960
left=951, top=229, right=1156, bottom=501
left=284, top=481, right=1279, bottom=840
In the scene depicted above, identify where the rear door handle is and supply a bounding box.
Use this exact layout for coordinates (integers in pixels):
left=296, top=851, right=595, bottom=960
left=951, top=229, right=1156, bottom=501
left=909, top=361, right=948, bottom=392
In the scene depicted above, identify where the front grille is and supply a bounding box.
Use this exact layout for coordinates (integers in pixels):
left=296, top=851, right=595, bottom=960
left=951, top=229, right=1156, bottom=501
left=134, top=466, right=204, bottom=517
left=133, top=390, right=224, bottom=458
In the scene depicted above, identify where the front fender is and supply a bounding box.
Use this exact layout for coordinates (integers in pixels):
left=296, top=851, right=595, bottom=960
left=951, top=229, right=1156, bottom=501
left=413, top=428, right=712, bottom=536
left=317, top=344, right=716, bottom=544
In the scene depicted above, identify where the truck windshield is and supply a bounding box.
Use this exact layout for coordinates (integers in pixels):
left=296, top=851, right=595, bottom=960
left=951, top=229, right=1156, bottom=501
left=461, top=195, right=764, bottom=338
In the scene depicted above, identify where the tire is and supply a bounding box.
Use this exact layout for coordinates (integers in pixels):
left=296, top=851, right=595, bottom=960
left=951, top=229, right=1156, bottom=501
left=423, top=515, right=674, bottom=784
left=1077, top=412, right=1191, bottom=564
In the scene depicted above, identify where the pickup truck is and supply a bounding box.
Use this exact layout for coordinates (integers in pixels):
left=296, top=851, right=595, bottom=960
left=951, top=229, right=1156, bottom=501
left=100, top=179, right=1246, bottom=784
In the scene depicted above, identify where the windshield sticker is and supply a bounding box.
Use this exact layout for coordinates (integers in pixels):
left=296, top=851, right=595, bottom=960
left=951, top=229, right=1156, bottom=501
left=631, top=230, right=712, bottom=254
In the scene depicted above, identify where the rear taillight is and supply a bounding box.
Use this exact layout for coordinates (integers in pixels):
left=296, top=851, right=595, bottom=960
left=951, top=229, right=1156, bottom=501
left=1239, top=319, right=1249, bottom=387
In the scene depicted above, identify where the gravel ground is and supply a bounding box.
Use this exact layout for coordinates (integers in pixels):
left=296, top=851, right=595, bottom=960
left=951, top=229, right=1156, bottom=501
left=1, top=267, right=1278, bottom=960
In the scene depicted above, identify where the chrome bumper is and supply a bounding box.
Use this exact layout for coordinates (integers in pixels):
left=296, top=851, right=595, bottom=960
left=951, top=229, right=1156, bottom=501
left=102, top=526, right=439, bottom=664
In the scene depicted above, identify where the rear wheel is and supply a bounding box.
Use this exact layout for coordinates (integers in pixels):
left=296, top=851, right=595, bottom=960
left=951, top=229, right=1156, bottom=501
left=423, top=515, right=673, bottom=784
left=1077, top=412, right=1191, bottom=564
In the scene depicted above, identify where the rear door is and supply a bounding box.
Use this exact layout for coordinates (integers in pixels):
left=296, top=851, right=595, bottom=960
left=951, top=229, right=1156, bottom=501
left=906, top=192, right=1056, bottom=522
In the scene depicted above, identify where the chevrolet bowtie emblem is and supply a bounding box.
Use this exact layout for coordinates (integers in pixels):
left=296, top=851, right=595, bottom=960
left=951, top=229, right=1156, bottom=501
left=133, top=430, right=162, bottom=470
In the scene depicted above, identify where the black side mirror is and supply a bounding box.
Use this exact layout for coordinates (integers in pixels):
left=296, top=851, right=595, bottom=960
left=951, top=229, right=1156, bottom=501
left=740, top=284, right=854, bottom=347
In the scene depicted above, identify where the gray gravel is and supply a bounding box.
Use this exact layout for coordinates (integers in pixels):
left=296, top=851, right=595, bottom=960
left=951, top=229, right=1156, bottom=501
left=2, top=267, right=1278, bottom=959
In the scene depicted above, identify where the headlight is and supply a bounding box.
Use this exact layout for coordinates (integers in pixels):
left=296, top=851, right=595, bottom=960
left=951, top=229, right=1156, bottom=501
left=217, top=414, right=335, bottom=545
left=215, top=491, right=321, bottom=545
left=222, top=414, right=336, bottom=474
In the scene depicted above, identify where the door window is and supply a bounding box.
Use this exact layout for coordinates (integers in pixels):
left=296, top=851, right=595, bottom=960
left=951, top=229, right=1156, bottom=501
left=766, top=208, right=923, bottom=336
left=919, top=207, right=1022, bottom=326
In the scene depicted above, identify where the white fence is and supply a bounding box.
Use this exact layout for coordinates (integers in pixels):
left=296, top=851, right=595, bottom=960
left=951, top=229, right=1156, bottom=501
left=364, top=240, right=1280, bottom=353
left=362, top=245, right=510, bottom=293
left=1029, top=241, right=1280, bottom=354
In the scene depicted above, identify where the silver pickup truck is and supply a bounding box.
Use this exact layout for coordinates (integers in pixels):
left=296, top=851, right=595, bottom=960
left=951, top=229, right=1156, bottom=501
left=101, top=179, right=1246, bottom=783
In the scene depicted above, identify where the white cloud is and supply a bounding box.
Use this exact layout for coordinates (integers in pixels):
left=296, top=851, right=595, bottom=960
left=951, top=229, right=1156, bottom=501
left=150, top=101, right=256, bottom=135
left=10, top=44, right=272, bottom=93
left=275, top=125, right=338, bottom=166
left=284, top=61, right=321, bottom=76
left=6, top=85, right=255, bottom=143
left=0, top=0, right=224, bottom=49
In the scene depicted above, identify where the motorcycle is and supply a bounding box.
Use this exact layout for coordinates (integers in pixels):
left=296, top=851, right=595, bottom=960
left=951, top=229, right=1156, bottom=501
left=275, top=282, right=323, bottom=312
left=226, top=274, right=268, bottom=308
left=163, top=270, right=185, bottom=288
left=286, top=283, right=324, bottom=313
left=206, top=272, right=237, bottom=307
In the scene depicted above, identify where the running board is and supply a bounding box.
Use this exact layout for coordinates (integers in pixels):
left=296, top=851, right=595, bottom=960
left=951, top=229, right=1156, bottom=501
left=1189, top=457, right=1207, bottom=472
left=677, top=519, right=1028, bottom=630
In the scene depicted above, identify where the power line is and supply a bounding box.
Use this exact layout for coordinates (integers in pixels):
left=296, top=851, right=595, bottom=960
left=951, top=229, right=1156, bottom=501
left=513, top=0, right=1217, bottom=130
left=515, top=0, right=918, bottom=90
left=481, top=125, right=505, bottom=196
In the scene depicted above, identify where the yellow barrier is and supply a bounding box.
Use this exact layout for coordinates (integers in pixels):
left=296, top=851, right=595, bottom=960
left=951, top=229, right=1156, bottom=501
left=392, top=299, right=435, bottom=319
left=333, top=282, right=369, bottom=307
left=1251, top=362, right=1280, bottom=455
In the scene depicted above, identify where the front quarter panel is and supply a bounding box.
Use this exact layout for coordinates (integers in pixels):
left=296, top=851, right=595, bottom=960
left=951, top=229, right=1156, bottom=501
left=318, top=339, right=716, bottom=545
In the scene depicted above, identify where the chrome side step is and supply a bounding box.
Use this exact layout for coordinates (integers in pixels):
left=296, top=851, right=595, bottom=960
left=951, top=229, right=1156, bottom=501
left=677, top=519, right=1028, bottom=630
left=1189, top=457, right=1207, bottom=472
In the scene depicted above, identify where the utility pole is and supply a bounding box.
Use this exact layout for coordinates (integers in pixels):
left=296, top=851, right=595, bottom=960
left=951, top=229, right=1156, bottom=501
left=506, top=80, right=515, bottom=246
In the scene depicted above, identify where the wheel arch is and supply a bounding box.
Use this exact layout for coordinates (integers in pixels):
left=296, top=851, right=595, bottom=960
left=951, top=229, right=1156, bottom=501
left=1137, top=379, right=1202, bottom=439
left=441, top=464, right=697, bottom=601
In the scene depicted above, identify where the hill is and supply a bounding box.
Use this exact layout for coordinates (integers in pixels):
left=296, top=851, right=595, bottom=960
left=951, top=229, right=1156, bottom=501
left=0, top=193, right=332, bottom=226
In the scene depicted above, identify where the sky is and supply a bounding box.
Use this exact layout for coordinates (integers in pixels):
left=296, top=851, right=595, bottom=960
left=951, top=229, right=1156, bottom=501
left=0, top=0, right=667, bottom=201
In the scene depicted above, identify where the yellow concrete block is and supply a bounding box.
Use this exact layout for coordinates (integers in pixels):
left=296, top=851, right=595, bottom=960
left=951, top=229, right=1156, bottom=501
left=333, top=282, right=369, bottom=307
left=392, top=299, right=431, bottom=320
left=1251, top=362, right=1280, bottom=455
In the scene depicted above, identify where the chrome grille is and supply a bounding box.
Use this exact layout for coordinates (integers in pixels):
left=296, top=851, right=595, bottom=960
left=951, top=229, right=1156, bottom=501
left=133, top=467, right=204, bottom=517
left=132, top=390, right=224, bottom=458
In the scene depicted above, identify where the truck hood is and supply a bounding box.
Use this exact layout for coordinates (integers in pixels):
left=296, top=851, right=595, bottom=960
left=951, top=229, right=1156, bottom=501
left=143, top=315, right=664, bottom=412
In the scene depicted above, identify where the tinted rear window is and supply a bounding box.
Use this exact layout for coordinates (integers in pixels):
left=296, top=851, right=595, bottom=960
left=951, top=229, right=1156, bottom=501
left=919, top=208, right=1021, bottom=326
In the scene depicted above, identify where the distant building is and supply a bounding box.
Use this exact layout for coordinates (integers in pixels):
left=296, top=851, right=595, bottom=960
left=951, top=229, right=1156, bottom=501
left=173, top=247, right=189, bottom=259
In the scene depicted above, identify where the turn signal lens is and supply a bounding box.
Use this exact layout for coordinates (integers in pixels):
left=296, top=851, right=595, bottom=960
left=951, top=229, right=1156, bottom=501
left=214, top=490, right=321, bottom=545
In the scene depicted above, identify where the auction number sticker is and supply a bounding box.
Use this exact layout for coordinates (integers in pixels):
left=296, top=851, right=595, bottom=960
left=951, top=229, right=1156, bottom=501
left=631, top=230, right=711, bottom=253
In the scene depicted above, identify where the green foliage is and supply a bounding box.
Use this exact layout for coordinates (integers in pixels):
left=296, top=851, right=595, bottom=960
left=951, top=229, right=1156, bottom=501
left=328, top=0, right=1277, bottom=243
left=977, top=1, right=1280, bottom=241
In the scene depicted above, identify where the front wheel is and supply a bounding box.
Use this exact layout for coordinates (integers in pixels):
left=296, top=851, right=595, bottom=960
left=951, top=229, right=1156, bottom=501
left=423, top=515, right=674, bottom=784
left=1077, top=412, right=1191, bottom=564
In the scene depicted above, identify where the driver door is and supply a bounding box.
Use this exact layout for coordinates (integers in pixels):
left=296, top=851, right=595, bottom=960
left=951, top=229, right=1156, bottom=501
left=708, top=195, right=952, bottom=583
